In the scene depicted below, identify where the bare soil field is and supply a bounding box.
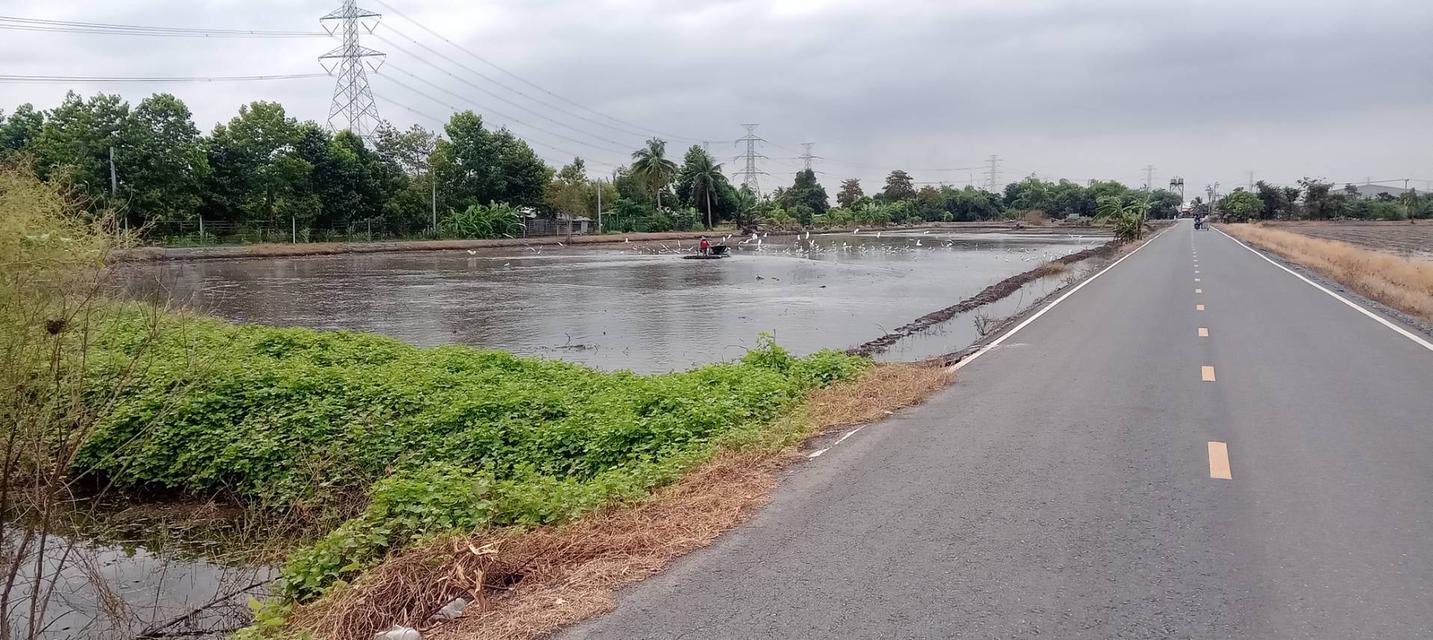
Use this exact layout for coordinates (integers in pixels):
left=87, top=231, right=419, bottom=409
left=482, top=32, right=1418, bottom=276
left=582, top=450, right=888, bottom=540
left=1266, top=221, right=1433, bottom=260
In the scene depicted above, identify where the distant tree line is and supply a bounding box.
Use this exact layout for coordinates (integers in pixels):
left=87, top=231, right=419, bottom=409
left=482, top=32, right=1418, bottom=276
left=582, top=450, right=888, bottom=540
left=1216, top=179, right=1431, bottom=223
left=3, top=91, right=1199, bottom=243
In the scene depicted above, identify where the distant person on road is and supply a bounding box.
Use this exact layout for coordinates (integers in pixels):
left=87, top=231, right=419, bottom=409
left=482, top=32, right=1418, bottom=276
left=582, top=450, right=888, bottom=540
left=1194, top=212, right=1205, bottom=230
left=699, top=236, right=710, bottom=255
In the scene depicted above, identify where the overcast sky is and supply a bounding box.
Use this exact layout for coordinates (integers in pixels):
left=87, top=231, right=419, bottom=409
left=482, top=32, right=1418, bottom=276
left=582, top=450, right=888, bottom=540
left=2, top=0, right=1431, bottom=198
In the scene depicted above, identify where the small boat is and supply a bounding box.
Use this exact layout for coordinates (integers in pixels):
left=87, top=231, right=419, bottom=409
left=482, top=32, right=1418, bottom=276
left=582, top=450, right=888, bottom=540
left=682, top=245, right=730, bottom=260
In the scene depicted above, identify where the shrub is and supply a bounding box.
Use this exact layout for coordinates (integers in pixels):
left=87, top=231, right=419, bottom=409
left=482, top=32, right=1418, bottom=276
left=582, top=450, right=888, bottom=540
left=442, top=202, right=524, bottom=238
left=69, top=313, right=869, bottom=601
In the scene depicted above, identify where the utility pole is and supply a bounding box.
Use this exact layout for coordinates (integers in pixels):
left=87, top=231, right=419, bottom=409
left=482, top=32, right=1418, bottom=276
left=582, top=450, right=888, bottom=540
left=595, top=178, right=604, bottom=234
left=1406, top=178, right=1414, bottom=220
left=732, top=124, right=768, bottom=195
left=319, top=0, right=385, bottom=141
left=109, top=145, right=124, bottom=233
left=985, top=155, right=1002, bottom=192
left=1141, top=165, right=1155, bottom=223
left=430, top=170, right=437, bottom=232
left=1248, top=170, right=1255, bottom=191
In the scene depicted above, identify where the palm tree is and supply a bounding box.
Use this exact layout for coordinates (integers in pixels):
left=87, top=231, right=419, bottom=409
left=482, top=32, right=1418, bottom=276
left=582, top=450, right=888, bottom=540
left=630, top=138, right=677, bottom=211
left=683, top=150, right=725, bottom=229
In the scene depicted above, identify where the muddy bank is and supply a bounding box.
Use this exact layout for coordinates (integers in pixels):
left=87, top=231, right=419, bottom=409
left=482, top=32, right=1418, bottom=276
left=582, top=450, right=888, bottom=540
left=849, top=239, right=1122, bottom=356
left=114, top=222, right=1098, bottom=263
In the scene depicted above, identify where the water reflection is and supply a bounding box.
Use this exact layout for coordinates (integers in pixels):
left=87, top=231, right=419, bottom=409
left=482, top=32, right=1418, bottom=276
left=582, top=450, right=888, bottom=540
left=120, top=231, right=1106, bottom=373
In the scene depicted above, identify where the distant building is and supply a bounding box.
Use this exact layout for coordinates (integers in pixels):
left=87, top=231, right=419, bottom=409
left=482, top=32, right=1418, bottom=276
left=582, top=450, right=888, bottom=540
left=524, top=211, right=591, bottom=236
left=1342, top=183, right=1411, bottom=200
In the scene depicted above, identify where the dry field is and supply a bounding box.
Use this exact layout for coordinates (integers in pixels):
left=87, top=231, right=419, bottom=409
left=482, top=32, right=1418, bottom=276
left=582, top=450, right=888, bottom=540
left=1223, top=223, right=1433, bottom=322
left=1265, top=221, right=1433, bottom=260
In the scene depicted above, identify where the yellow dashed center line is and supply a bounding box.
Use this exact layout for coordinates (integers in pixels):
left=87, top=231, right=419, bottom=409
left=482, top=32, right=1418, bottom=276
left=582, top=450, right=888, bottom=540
left=1202, top=366, right=1217, bottom=381
left=1199, top=327, right=1209, bottom=337
left=1196, top=288, right=1203, bottom=294
left=1208, top=442, right=1232, bottom=479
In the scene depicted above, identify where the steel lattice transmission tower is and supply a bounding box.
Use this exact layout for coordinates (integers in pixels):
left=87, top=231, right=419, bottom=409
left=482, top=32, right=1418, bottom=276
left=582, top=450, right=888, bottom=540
left=733, top=124, right=768, bottom=195
left=798, top=142, right=823, bottom=173
left=319, top=0, right=385, bottom=141
left=985, top=154, right=1002, bottom=192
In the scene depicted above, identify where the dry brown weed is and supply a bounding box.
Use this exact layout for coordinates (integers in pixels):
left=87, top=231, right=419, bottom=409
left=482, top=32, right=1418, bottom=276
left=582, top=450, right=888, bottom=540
left=1224, top=223, right=1433, bottom=321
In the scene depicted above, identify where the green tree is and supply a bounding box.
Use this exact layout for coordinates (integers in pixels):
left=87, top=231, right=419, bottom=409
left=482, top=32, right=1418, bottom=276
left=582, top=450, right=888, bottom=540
left=0, top=104, right=43, bottom=159
left=836, top=178, right=863, bottom=209
left=1217, top=189, right=1264, bottom=222
left=629, top=138, right=677, bottom=211
left=545, top=157, right=593, bottom=224
left=120, top=93, right=209, bottom=225
left=202, top=101, right=310, bottom=225
left=777, top=169, right=829, bottom=218
left=674, top=145, right=733, bottom=229
left=1299, top=178, right=1337, bottom=219
left=432, top=112, right=553, bottom=213
left=1146, top=189, right=1182, bottom=219
left=914, top=185, right=944, bottom=221
left=881, top=170, right=916, bottom=202
left=33, top=92, right=130, bottom=205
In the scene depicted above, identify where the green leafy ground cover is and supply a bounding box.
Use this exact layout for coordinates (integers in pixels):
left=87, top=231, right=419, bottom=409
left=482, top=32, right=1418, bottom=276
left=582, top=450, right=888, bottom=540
left=71, top=309, right=867, bottom=600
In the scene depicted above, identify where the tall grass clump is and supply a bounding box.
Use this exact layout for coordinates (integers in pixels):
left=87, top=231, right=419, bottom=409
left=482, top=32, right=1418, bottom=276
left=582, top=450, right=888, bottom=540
left=0, top=164, right=177, bottom=638
left=1224, top=223, right=1433, bottom=321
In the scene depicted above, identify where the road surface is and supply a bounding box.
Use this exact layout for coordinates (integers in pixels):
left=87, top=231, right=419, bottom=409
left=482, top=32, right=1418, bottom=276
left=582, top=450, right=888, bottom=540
left=564, top=221, right=1433, bottom=639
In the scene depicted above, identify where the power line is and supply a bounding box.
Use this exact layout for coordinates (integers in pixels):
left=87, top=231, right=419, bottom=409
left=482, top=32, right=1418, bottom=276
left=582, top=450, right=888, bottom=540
left=382, top=63, right=629, bottom=158
left=374, top=72, right=620, bottom=169
left=370, top=0, right=704, bottom=144
left=372, top=30, right=637, bottom=151
left=375, top=26, right=659, bottom=146
left=0, top=15, right=327, bottom=37
left=0, top=73, right=326, bottom=83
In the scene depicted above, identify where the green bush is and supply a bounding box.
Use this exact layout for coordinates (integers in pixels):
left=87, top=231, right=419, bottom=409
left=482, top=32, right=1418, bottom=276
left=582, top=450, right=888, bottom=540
left=70, top=310, right=869, bottom=601
left=442, top=202, right=524, bottom=238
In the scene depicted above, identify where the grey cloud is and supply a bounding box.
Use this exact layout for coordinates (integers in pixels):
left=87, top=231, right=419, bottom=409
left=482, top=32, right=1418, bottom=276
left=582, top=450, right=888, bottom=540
left=0, top=0, right=1428, bottom=193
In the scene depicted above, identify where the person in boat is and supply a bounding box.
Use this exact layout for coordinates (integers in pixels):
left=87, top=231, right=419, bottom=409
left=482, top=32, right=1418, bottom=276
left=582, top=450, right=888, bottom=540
left=699, top=236, right=710, bottom=255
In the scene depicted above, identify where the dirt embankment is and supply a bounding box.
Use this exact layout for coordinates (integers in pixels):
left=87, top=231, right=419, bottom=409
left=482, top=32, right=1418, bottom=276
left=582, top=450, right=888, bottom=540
left=849, top=239, right=1122, bottom=356
left=114, top=230, right=731, bottom=263
left=114, top=222, right=1100, bottom=263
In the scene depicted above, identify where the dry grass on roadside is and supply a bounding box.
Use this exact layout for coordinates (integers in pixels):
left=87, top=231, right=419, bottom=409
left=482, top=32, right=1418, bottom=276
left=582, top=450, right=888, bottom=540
left=1223, top=223, right=1433, bottom=321
left=282, top=363, right=953, bottom=640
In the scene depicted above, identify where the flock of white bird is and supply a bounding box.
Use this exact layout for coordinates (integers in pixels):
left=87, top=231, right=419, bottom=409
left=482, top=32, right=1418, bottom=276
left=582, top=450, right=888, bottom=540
left=606, top=230, right=1084, bottom=263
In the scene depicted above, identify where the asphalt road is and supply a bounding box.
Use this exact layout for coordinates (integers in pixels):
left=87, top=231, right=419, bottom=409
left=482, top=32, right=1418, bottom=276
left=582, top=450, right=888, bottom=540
left=564, top=221, right=1433, bottom=639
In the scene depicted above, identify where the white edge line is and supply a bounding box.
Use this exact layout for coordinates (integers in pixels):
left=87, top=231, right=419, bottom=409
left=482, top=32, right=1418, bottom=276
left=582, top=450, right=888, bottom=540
left=951, top=227, right=1167, bottom=372
left=806, top=425, right=868, bottom=459
left=1216, top=228, right=1433, bottom=352
left=812, top=225, right=1169, bottom=460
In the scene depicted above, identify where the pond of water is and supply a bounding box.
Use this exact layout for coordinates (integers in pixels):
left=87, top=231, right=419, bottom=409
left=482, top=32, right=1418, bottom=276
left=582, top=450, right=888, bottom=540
left=120, top=230, right=1108, bottom=373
